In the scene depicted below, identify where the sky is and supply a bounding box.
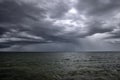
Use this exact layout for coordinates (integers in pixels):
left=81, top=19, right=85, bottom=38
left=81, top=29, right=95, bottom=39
left=0, top=0, right=120, bottom=51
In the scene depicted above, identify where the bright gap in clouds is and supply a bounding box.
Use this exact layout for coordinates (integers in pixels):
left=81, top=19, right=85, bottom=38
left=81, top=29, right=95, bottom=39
left=53, top=6, right=86, bottom=33
left=68, top=8, right=78, bottom=14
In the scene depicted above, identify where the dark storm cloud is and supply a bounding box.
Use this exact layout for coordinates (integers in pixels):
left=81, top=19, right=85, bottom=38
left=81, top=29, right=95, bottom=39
left=0, top=38, right=46, bottom=48
left=76, top=0, right=120, bottom=16
left=110, top=31, right=120, bottom=39
left=48, top=1, right=70, bottom=19
left=75, top=0, right=120, bottom=42
left=0, top=0, right=75, bottom=49
left=0, top=0, right=45, bottom=24
left=0, top=0, right=120, bottom=51
left=105, top=29, right=120, bottom=39
left=0, top=0, right=46, bottom=36
left=30, top=21, right=78, bottom=43
left=68, top=20, right=114, bottom=38
left=83, top=21, right=114, bottom=37
left=0, top=0, right=47, bottom=48
left=0, top=27, right=9, bottom=36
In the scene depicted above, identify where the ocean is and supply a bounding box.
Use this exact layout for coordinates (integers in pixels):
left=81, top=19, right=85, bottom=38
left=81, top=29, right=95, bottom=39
left=0, top=52, right=120, bottom=80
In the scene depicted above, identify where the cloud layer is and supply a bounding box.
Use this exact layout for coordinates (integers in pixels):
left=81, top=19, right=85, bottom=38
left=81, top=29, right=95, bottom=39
left=0, top=0, right=120, bottom=51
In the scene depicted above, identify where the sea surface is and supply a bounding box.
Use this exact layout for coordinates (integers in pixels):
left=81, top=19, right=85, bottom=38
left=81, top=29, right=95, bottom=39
left=0, top=52, right=120, bottom=80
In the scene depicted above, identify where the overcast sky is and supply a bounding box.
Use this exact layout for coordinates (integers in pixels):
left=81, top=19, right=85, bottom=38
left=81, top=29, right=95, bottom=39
left=0, top=0, right=120, bottom=51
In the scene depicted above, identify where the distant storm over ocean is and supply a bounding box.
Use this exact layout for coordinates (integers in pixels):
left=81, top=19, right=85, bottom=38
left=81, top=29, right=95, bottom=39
left=0, top=0, right=120, bottom=51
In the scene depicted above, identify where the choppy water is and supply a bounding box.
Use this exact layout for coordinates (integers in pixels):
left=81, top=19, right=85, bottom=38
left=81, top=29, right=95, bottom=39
left=0, top=52, right=120, bottom=80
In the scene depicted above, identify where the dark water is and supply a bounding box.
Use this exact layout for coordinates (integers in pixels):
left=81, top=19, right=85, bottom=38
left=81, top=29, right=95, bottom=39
left=0, top=52, right=120, bottom=80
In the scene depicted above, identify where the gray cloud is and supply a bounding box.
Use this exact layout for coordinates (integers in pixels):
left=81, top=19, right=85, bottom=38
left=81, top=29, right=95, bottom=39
left=0, top=0, right=47, bottom=48
left=0, top=0, right=45, bottom=23
left=0, top=0, right=76, bottom=49
left=47, top=0, right=70, bottom=19
left=75, top=0, right=120, bottom=45
left=76, top=0, right=120, bottom=16
left=0, top=0, right=120, bottom=51
left=84, top=21, right=114, bottom=37
left=105, top=29, right=120, bottom=39
left=0, top=27, right=9, bottom=36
